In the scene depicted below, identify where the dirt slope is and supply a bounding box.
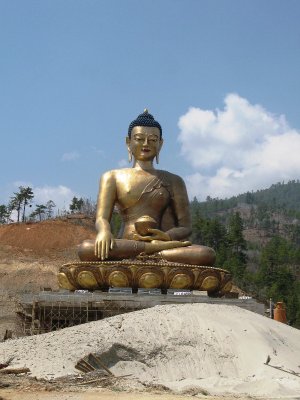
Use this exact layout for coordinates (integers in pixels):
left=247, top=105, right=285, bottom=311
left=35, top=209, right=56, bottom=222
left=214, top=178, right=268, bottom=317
left=0, top=217, right=97, bottom=339
left=0, top=217, right=96, bottom=256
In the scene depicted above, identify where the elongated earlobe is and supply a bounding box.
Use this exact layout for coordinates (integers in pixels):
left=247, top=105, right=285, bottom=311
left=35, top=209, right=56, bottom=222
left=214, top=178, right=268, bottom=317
left=128, top=150, right=132, bottom=163
left=157, top=139, right=163, bottom=164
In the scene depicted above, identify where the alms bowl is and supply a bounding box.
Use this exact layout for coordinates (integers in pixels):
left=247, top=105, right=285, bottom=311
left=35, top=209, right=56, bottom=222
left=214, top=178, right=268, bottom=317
left=135, top=216, right=158, bottom=236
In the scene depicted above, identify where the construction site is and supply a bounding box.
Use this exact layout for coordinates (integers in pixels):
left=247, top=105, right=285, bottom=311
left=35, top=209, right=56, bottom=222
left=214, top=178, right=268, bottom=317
left=17, top=289, right=265, bottom=336
left=0, top=217, right=264, bottom=340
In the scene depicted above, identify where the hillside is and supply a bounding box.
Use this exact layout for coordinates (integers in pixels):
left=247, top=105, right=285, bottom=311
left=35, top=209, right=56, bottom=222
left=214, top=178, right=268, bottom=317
left=0, top=215, right=96, bottom=293
left=0, top=215, right=96, bottom=256
left=190, top=180, right=300, bottom=327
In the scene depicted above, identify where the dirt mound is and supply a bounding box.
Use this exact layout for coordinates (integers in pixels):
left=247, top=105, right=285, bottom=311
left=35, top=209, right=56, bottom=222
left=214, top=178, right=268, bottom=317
left=0, top=217, right=96, bottom=255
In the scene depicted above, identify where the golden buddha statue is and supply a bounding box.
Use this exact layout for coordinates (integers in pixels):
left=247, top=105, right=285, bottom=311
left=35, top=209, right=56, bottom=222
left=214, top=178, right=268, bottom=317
left=58, top=110, right=232, bottom=295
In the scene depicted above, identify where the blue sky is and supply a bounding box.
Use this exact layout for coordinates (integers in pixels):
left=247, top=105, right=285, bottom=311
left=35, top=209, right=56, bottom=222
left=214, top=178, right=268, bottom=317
left=1, top=0, right=300, bottom=211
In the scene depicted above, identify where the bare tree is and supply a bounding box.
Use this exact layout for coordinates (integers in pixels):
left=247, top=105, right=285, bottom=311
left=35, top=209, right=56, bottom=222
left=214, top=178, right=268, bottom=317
left=45, top=200, right=56, bottom=218
left=80, top=198, right=97, bottom=216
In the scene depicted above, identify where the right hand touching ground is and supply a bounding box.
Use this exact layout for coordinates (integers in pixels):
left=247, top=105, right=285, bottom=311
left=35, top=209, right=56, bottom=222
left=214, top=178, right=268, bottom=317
left=94, top=231, right=115, bottom=260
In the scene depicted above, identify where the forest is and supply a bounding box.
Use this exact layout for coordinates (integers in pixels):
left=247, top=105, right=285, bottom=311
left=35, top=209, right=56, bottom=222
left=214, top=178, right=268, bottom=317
left=1, top=181, right=300, bottom=327
left=190, top=180, right=300, bottom=328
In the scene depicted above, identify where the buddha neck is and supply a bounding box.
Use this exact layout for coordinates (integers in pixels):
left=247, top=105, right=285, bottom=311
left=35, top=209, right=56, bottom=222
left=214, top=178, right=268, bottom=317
left=133, top=160, right=156, bottom=171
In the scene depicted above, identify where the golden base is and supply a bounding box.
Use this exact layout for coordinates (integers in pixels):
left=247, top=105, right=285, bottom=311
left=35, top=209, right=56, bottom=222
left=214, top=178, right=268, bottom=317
left=58, top=258, right=232, bottom=296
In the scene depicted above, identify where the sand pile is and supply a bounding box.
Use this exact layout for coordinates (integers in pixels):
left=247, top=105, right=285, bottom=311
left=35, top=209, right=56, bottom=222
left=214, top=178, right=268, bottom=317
left=1, top=304, right=299, bottom=397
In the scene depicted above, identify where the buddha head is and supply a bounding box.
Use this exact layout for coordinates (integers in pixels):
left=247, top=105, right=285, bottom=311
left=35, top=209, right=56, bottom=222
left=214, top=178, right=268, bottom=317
left=126, top=109, right=163, bottom=164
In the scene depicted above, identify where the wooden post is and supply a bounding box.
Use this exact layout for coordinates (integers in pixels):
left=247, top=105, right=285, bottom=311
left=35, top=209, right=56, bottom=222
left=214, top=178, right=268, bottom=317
left=31, top=301, right=36, bottom=335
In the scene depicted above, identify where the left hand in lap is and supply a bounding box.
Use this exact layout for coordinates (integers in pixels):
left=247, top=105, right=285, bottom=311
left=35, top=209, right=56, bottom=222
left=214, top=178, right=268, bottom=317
left=133, top=228, right=171, bottom=242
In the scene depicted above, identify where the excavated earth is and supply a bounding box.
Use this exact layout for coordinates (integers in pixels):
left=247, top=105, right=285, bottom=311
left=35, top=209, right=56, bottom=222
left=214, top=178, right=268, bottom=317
left=0, top=217, right=96, bottom=339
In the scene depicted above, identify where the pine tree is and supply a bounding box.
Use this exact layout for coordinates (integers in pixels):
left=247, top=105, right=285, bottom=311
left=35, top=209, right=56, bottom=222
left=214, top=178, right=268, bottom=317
left=8, top=186, right=34, bottom=222
left=20, top=187, right=34, bottom=222
left=224, top=212, right=247, bottom=280
left=0, top=205, right=10, bottom=224
left=9, top=191, right=23, bottom=222
left=69, top=197, right=84, bottom=213
left=35, top=204, right=47, bottom=221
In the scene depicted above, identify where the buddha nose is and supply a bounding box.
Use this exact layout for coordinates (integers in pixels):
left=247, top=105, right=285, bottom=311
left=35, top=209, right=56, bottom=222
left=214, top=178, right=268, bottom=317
left=143, top=137, right=149, bottom=145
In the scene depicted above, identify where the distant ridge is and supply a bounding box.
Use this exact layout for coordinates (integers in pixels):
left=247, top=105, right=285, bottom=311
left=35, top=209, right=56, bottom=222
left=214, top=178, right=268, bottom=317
left=192, top=180, right=300, bottom=219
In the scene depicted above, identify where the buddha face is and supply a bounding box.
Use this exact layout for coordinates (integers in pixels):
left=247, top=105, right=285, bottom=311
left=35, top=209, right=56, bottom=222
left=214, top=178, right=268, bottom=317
left=126, top=126, right=163, bottom=162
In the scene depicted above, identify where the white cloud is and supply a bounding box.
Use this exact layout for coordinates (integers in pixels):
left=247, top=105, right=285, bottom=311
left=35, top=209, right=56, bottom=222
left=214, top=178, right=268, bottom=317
left=34, top=185, right=77, bottom=211
left=12, top=182, right=77, bottom=210
left=61, top=151, right=80, bottom=161
left=178, top=94, right=300, bottom=200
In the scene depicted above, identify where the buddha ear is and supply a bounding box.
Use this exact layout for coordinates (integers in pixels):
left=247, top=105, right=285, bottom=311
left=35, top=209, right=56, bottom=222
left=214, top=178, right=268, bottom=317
left=126, top=136, right=132, bottom=150
left=158, top=138, right=163, bottom=152
left=126, top=136, right=132, bottom=163
left=156, top=138, right=163, bottom=164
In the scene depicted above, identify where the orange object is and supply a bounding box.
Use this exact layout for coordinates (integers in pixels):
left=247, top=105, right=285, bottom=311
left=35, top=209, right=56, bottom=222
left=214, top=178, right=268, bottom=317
left=274, top=302, right=287, bottom=324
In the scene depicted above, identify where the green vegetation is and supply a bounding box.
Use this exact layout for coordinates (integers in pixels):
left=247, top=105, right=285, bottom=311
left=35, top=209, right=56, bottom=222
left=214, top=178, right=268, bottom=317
left=191, top=210, right=247, bottom=282
left=191, top=180, right=300, bottom=328
left=0, top=204, right=10, bottom=224
left=69, top=196, right=84, bottom=213
left=29, top=201, right=56, bottom=221
left=9, top=186, right=34, bottom=222
left=194, top=180, right=300, bottom=220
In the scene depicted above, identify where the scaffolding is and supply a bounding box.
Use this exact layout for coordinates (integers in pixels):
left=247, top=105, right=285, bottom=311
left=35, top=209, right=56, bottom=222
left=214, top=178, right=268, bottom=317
left=18, top=291, right=140, bottom=335
left=17, top=290, right=265, bottom=336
